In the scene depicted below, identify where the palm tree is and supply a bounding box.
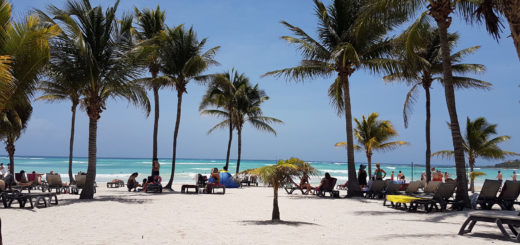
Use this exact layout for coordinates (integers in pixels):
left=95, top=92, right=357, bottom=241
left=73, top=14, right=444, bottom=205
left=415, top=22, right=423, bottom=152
left=263, top=0, right=403, bottom=195
left=253, top=158, right=318, bottom=221
left=234, top=83, right=282, bottom=174
left=464, top=0, right=520, bottom=61
left=159, top=25, right=219, bottom=189
left=35, top=23, right=88, bottom=183
left=371, top=0, right=479, bottom=206
left=433, top=117, right=519, bottom=192
left=199, top=69, right=248, bottom=170
left=335, top=112, right=408, bottom=177
left=0, top=4, right=59, bottom=174
left=384, top=24, right=491, bottom=182
left=133, top=6, right=166, bottom=165
left=40, top=0, right=150, bottom=199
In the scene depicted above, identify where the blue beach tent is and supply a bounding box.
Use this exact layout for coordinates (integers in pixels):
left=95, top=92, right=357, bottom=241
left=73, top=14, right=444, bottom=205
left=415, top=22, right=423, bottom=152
left=219, top=171, right=239, bottom=188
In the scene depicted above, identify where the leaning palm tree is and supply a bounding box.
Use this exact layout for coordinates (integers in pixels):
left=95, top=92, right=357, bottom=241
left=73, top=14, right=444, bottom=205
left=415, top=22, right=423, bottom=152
left=234, top=83, right=282, bottom=174
left=263, top=0, right=404, bottom=195
left=433, top=117, right=519, bottom=192
left=371, top=0, right=480, bottom=206
left=133, top=6, right=166, bottom=165
left=384, top=24, right=491, bottom=182
left=463, top=1, right=520, bottom=61
left=40, top=0, right=150, bottom=199
left=199, top=69, right=248, bottom=170
left=159, top=25, right=219, bottom=189
left=253, top=158, right=318, bottom=221
left=335, top=112, right=408, bottom=177
left=0, top=7, right=59, bottom=174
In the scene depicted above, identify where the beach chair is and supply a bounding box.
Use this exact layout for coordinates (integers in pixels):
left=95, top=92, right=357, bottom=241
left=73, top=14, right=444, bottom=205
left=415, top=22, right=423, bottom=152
left=316, top=178, right=339, bottom=198
left=408, top=183, right=456, bottom=212
left=397, top=181, right=421, bottom=195
left=459, top=211, right=520, bottom=242
left=365, top=180, right=385, bottom=199
left=475, top=179, right=502, bottom=210
left=497, top=180, right=520, bottom=210
left=412, top=181, right=441, bottom=198
left=382, top=182, right=402, bottom=206
left=181, top=175, right=202, bottom=194
left=44, top=173, right=68, bottom=194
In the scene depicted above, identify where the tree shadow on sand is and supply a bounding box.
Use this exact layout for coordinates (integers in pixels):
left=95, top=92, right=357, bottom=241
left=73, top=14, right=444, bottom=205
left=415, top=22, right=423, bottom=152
left=58, top=195, right=152, bottom=206
left=239, top=220, right=319, bottom=227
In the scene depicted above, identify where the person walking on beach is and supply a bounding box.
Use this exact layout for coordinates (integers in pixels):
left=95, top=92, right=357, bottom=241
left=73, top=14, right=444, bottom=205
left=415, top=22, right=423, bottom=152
left=497, top=171, right=503, bottom=181
left=374, top=163, right=386, bottom=180
left=513, top=171, right=517, bottom=181
left=152, top=159, right=160, bottom=177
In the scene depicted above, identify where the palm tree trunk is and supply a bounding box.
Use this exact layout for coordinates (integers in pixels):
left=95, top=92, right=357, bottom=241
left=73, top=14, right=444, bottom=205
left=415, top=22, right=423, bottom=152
left=425, top=87, right=432, bottom=182
left=152, top=85, right=160, bottom=163
left=236, top=127, right=242, bottom=175
left=434, top=12, right=470, bottom=207
left=68, top=102, right=78, bottom=184
left=272, top=185, right=280, bottom=221
left=502, top=1, right=520, bottom=61
left=80, top=114, right=98, bottom=199
left=367, top=151, right=372, bottom=178
left=469, top=156, right=475, bottom=193
left=341, top=72, right=360, bottom=196
left=165, top=89, right=183, bottom=189
left=5, top=139, right=14, bottom=174
left=225, top=122, right=232, bottom=170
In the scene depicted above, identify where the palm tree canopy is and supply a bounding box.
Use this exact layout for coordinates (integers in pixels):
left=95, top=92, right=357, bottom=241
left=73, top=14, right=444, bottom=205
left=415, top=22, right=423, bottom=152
left=253, top=158, right=318, bottom=187
left=264, top=0, right=405, bottom=115
left=433, top=117, right=520, bottom=161
left=337, top=112, right=408, bottom=153
left=383, top=22, right=491, bottom=127
left=39, top=0, right=150, bottom=116
left=158, top=25, right=220, bottom=93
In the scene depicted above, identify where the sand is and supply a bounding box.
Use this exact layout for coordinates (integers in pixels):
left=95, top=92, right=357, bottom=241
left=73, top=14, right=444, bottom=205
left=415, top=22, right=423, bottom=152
left=0, top=183, right=516, bottom=245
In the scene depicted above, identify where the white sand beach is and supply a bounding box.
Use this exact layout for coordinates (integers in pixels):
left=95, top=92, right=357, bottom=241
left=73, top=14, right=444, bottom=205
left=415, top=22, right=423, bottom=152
left=0, top=183, right=516, bottom=245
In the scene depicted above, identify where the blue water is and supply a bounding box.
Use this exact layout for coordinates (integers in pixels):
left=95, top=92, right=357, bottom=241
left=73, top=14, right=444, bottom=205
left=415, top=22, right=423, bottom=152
left=3, top=156, right=512, bottom=185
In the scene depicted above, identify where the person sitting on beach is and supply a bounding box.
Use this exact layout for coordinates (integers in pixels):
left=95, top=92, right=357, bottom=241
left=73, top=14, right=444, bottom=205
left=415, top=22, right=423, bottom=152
left=31, top=171, right=43, bottom=185
left=398, top=175, right=406, bottom=184
left=497, top=171, right=503, bottom=181
left=205, top=168, right=221, bottom=193
left=17, top=170, right=33, bottom=187
left=299, top=173, right=312, bottom=194
left=374, top=163, right=386, bottom=181
left=444, top=172, right=450, bottom=182
left=127, top=172, right=139, bottom=192
left=316, top=172, right=333, bottom=192
left=358, top=165, right=367, bottom=188
left=397, top=171, right=403, bottom=180
left=432, top=169, right=442, bottom=182
left=513, top=171, right=517, bottom=181
left=139, top=178, right=148, bottom=192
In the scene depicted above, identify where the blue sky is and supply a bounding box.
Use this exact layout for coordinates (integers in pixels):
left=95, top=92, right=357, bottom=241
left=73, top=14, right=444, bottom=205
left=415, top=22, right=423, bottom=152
left=5, top=0, right=519, bottom=165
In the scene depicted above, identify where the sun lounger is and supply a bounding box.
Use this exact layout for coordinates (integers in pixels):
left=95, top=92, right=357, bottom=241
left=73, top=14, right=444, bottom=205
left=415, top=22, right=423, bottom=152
left=497, top=180, right=520, bottom=210
left=1, top=190, right=58, bottom=209
left=316, top=178, right=338, bottom=198
left=181, top=184, right=199, bottom=194
left=475, top=179, right=502, bottom=210
left=107, top=180, right=124, bottom=188
left=397, top=181, right=421, bottom=195
left=459, top=211, right=520, bottom=242
left=145, top=184, right=163, bottom=193
left=366, top=180, right=385, bottom=199
left=408, top=183, right=456, bottom=212
left=383, top=182, right=403, bottom=206
left=44, top=173, right=68, bottom=194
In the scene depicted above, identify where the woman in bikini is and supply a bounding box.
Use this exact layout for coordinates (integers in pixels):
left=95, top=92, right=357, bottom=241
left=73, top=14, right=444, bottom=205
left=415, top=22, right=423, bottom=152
left=374, top=163, right=386, bottom=180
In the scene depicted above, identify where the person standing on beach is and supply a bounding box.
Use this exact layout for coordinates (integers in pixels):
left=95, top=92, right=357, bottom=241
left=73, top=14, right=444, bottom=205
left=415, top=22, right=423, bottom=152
left=513, top=171, right=517, bottom=181
left=358, top=165, right=367, bottom=188
left=152, top=159, right=160, bottom=177
left=0, top=163, right=5, bottom=179
left=497, top=171, right=503, bottom=181
left=397, top=171, right=403, bottom=180
left=390, top=171, right=394, bottom=181
left=374, top=163, right=386, bottom=180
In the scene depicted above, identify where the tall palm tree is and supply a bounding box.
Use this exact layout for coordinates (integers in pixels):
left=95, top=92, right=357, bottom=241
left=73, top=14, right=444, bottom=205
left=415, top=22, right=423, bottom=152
left=463, top=0, right=520, bottom=61
left=35, top=20, right=88, bottom=183
left=372, top=0, right=479, bottom=206
left=384, top=24, right=491, bottom=182
left=0, top=5, right=59, bottom=174
left=433, top=117, right=519, bottom=192
left=199, top=69, right=248, bottom=170
left=335, top=112, right=408, bottom=177
left=40, top=0, right=150, bottom=199
left=133, top=6, right=166, bottom=165
left=159, top=25, right=219, bottom=189
left=253, top=158, right=318, bottom=221
left=234, top=83, right=282, bottom=174
left=263, top=0, right=403, bottom=195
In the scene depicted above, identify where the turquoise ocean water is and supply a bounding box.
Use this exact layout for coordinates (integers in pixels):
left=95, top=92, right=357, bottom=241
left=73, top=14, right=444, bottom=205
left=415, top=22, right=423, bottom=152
left=3, top=156, right=513, bottom=186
